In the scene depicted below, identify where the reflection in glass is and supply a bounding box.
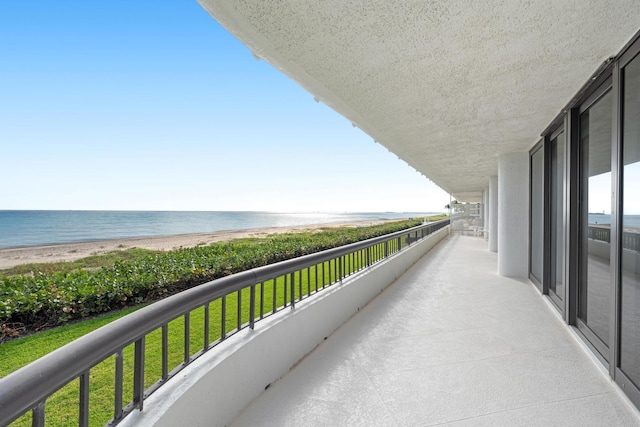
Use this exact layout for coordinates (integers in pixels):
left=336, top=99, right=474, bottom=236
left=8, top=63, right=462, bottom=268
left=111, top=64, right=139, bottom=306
left=550, top=132, right=565, bottom=301
left=620, top=54, right=640, bottom=386
left=530, top=146, right=544, bottom=285
left=578, top=89, right=612, bottom=350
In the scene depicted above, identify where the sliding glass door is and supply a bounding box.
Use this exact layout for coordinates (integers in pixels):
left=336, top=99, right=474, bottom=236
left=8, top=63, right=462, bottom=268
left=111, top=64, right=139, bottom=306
left=578, top=83, right=613, bottom=359
left=619, top=51, right=640, bottom=390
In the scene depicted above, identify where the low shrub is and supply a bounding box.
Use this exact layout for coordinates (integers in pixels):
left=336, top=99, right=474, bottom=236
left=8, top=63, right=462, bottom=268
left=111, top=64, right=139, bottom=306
left=0, top=218, right=435, bottom=330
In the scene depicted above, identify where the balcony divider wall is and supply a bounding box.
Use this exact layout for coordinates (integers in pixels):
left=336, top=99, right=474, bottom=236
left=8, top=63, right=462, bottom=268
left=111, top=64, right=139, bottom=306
left=532, top=28, right=640, bottom=409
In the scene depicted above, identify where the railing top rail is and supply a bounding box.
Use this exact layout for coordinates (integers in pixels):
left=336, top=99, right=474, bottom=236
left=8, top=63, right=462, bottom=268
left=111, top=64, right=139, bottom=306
left=0, top=219, right=449, bottom=425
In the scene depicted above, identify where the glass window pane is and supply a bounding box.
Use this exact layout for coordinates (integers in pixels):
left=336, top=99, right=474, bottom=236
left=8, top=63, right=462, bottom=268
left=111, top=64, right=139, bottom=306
left=579, top=89, right=612, bottom=349
left=621, top=53, right=640, bottom=386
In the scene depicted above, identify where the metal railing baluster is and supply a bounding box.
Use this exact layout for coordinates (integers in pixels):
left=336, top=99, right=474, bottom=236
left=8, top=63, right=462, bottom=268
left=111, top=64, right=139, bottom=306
left=204, top=303, right=210, bottom=350
left=221, top=296, right=227, bottom=339
left=322, top=262, right=326, bottom=288
left=79, top=370, right=90, bottom=427
left=283, top=274, right=288, bottom=308
left=32, top=400, right=45, bottom=427
left=249, top=284, right=256, bottom=329
left=237, top=290, right=242, bottom=331
left=325, top=260, right=329, bottom=285
left=331, top=258, right=335, bottom=284
left=161, top=325, right=168, bottom=381
left=114, top=349, right=124, bottom=421
left=289, top=272, right=295, bottom=308
left=347, top=253, right=351, bottom=276
left=184, top=313, right=191, bottom=365
left=344, top=254, right=348, bottom=277
left=354, top=250, right=357, bottom=272
left=348, top=253, right=350, bottom=275
left=260, top=281, right=265, bottom=319
left=133, top=338, right=145, bottom=410
left=272, top=278, right=277, bottom=314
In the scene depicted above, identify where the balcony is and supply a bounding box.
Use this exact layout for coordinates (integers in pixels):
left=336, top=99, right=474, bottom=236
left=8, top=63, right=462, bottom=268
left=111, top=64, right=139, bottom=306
left=4, top=228, right=639, bottom=426
left=226, top=235, right=639, bottom=426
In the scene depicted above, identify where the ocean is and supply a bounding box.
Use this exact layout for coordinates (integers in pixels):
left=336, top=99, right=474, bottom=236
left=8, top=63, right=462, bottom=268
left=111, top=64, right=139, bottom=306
left=0, top=210, right=441, bottom=249
left=588, top=213, right=640, bottom=228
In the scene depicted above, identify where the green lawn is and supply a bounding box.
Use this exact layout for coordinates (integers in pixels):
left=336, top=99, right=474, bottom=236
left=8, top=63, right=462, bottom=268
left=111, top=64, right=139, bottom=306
left=3, top=260, right=345, bottom=426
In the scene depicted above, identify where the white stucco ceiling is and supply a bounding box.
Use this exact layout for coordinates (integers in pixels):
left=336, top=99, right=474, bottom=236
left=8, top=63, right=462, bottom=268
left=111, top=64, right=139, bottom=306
left=198, top=0, right=640, bottom=202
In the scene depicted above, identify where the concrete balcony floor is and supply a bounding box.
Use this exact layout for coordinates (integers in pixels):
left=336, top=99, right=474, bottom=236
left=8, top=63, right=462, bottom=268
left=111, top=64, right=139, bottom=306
left=230, top=235, right=640, bottom=426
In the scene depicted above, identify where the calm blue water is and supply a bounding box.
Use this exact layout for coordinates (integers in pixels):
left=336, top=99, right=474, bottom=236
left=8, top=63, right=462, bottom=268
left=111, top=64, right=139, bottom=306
left=0, top=211, right=441, bottom=249
left=588, top=213, right=640, bottom=227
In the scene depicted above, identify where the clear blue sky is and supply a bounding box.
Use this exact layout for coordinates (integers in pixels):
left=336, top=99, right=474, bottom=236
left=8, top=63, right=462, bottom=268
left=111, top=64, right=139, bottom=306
left=0, top=1, right=450, bottom=213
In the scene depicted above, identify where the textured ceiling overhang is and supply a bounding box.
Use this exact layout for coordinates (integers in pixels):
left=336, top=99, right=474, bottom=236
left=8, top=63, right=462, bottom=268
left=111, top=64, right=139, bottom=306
left=198, top=0, right=640, bottom=202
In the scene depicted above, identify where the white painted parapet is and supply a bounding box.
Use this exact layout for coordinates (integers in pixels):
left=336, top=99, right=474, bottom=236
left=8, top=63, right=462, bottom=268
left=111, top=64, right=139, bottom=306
left=498, top=152, right=529, bottom=278
left=588, top=239, right=640, bottom=274
left=120, top=226, right=450, bottom=427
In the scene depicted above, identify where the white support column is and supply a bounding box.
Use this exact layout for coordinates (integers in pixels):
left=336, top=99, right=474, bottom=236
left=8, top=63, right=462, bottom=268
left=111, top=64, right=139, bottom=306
left=497, top=152, right=529, bottom=277
left=483, top=186, right=490, bottom=241
left=488, top=176, right=498, bottom=253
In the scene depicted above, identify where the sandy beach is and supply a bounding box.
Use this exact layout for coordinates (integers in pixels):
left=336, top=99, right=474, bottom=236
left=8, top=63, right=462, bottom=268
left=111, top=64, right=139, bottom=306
left=0, top=220, right=398, bottom=270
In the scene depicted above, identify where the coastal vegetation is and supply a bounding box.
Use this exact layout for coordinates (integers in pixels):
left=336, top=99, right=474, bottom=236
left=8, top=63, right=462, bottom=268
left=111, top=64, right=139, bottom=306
left=0, top=216, right=446, bottom=340
left=0, top=248, right=157, bottom=277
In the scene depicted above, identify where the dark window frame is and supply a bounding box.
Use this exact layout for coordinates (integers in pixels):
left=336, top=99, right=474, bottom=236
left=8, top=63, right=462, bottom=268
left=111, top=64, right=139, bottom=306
left=547, top=126, right=567, bottom=312
left=529, top=139, right=546, bottom=290
left=575, top=76, right=613, bottom=363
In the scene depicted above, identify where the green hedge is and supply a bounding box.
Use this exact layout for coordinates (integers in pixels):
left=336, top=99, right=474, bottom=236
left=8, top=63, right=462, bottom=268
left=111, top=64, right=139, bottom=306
left=1, top=219, right=430, bottom=328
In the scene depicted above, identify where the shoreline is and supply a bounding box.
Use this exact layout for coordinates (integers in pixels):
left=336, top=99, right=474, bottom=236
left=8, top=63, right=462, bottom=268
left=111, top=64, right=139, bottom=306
left=0, top=219, right=401, bottom=269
